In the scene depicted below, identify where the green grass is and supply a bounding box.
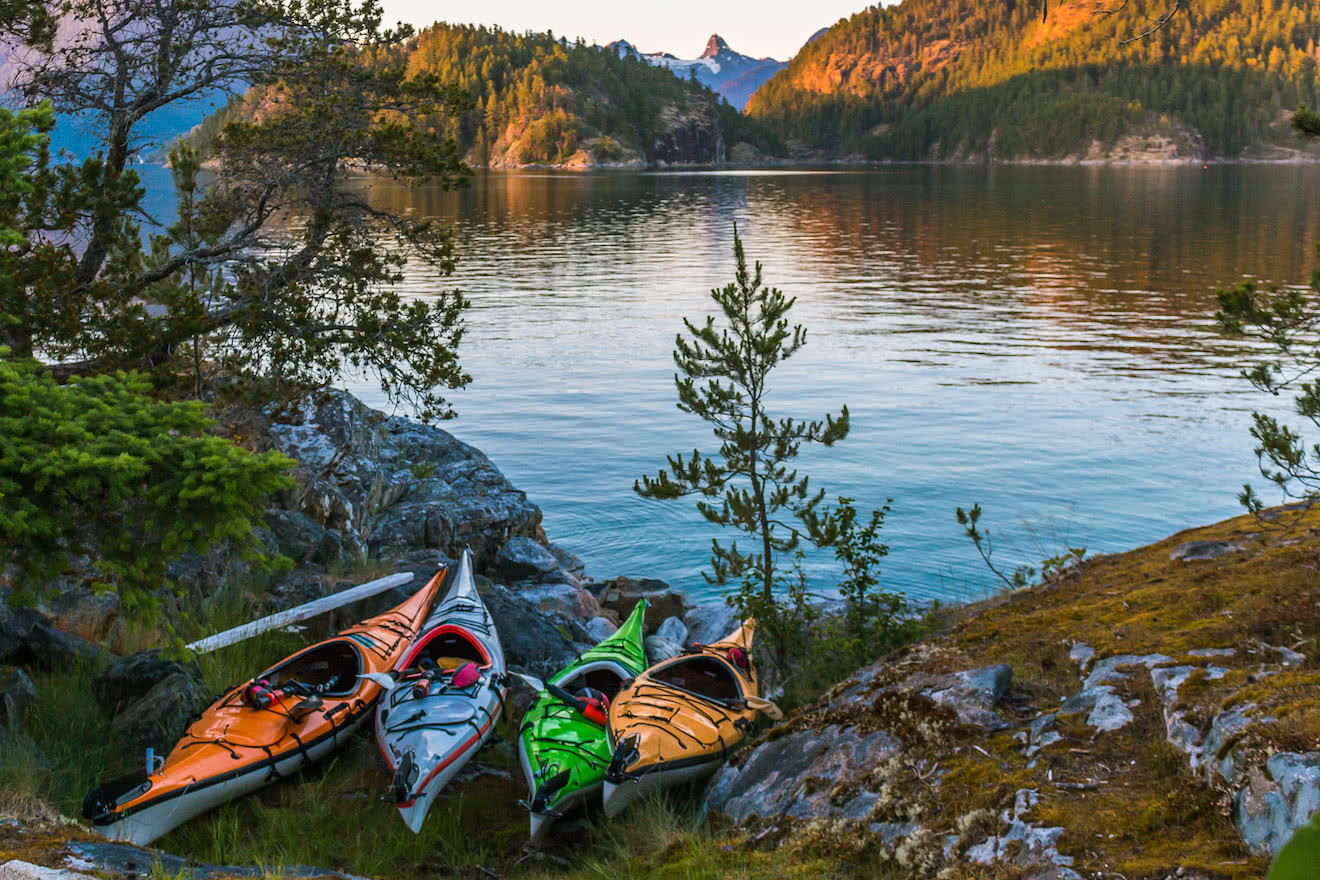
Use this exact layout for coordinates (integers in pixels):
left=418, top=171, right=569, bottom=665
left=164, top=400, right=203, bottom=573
left=2, top=570, right=936, bottom=879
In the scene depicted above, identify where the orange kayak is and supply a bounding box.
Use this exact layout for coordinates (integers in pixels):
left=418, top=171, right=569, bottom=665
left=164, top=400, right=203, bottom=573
left=602, top=618, right=767, bottom=817
left=83, top=572, right=445, bottom=845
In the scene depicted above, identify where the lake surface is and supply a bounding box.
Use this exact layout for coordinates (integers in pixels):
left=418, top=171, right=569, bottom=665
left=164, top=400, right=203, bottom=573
left=169, top=165, right=1320, bottom=605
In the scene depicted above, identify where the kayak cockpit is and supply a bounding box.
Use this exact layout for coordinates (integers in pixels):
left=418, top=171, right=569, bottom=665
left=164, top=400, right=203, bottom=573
left=555, top=659, right=633, bottom=700
left=401, top=624, right=490, bottom=671
left=651, top=655, right=743, bottom=703
left=260, top=640, right=362, bottom=696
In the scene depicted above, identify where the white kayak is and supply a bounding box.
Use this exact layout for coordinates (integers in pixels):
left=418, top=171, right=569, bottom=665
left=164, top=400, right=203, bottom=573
left=372, top=548, right=507, bottom=833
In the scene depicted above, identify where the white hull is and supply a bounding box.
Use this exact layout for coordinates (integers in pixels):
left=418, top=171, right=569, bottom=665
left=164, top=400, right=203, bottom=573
left=97, top=713, right=363, bottom=845
left=602, top=760, right=718, bottom=819
left=393, top=721, right=495, bottom=833
left=376, top=549, right=506, bottom=834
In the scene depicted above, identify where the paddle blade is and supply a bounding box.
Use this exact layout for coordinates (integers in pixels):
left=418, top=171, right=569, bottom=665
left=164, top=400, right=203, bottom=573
left=510, top=671, right=546, bottom=692
left=745, top=696, right=784, bottom=720
left=357, top=672, right=397, bottom=690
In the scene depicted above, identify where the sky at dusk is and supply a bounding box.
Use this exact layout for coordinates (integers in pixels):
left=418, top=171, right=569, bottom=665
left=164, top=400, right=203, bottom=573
left=378, top=1, right=875, bottom=62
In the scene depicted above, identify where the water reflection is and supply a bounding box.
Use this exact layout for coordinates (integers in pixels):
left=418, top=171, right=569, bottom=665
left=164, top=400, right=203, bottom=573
left=341, top=166, right=1317, bottom=603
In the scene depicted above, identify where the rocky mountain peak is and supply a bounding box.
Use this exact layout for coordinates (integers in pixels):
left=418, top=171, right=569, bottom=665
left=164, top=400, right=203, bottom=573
left=700, top=34, right=731, bottom=58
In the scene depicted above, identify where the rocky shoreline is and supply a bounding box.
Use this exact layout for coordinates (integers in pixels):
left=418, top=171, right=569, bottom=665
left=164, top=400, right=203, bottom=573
left=3, top=391, right=1319, bottom=879
left=2, top=390, right=724, bottom=754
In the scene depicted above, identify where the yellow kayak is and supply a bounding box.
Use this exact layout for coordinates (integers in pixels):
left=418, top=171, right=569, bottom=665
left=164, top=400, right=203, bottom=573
left=602, top=618, right=776, bottom=817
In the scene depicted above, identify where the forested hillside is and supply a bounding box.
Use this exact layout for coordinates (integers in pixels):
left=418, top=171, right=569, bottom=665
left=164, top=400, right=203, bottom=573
left=746, top=0, right=1320, bottom=160
left=204, top=24, right=779, bottom=167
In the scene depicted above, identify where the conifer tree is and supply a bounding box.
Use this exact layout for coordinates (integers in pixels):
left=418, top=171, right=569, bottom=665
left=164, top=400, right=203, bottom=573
left=636, top=228, right=849, bottom=623
left=1215, top=110, right=1320, bottom=515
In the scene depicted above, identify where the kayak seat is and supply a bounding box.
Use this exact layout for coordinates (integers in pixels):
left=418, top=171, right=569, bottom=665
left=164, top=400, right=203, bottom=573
left=577, top=668, right=627, bottom=700
left=653, top=656, right=741, bottom=702
left=406, top=626, right=489, bottom=670
left=261, top=641, right=362, bottom=697
left=428, top=655, right=473, bottom=671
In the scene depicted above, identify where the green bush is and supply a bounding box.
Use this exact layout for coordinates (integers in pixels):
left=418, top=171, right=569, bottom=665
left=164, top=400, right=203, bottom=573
left=0, top=355, right=294, bottom=621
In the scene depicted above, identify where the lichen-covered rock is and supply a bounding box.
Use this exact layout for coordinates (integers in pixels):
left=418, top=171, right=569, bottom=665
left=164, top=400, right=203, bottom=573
left=1170, top=540, right=1245, bottom=561
left=705, top=724, right=901, bottom=824
left=963, top=790, right=1077, bottom=877
left=263, top=510, right=341, bottom=566
left=262, top=391, right=542, bottom=570
left=1236, top=752, right=1320, bottom=854
left=0, top=861, right=88, bottom=880
left=895, top=664, right=1013, bottom=728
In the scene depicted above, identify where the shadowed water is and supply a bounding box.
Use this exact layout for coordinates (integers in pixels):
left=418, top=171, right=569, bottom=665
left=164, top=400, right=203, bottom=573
left=239, top=166, right=1320, bottom=604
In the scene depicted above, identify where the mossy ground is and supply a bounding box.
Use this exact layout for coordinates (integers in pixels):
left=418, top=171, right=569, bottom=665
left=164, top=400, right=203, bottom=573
left=4, top=507, right=1318, bottom=878
left=932, top=505, right=1320, bottom=878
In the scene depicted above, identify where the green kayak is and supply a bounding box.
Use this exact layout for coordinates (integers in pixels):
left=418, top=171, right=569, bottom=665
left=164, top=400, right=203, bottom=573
left=517, top=599, right=648, bottom=843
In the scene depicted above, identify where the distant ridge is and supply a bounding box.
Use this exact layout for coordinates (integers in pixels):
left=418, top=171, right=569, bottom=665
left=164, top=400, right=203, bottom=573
left=747, top=0, right=1320, bottom=161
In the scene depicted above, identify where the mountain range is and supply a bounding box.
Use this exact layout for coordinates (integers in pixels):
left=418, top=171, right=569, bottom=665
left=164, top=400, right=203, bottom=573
left=607, top=34, right=785, bottom=111
left=18, top=1, right=1320, bottom=167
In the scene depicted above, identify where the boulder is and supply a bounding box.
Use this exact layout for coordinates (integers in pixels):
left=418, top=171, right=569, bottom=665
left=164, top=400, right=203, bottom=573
left=93, top=650, right=204, bottom=717
left=644, top=635, right=682, bottom=665
left=1, top=597, right=113, bottom=670
left=0, top=666, right=36, bottom=731
left=683, top=601, right=740, bottom=647
left=548, top=544, right=586, bottom=580
left=479, top=584, right=591, bottom=678
left=515, top=581, right=601, bottom=621
left=594, top=576, right=691, bottom=632
left=109, top=672, right=210, bottom=754
left=495, top=538, right=560, bottom=582
left=584, top=617, right=616, bottom=642
left=655, top=616, right=688, bottom=646
left=21, top=619, right=111, bottom=670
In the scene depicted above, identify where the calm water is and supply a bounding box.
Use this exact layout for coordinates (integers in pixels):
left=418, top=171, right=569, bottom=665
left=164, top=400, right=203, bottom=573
left=167, top=165, right=1320, bottom=605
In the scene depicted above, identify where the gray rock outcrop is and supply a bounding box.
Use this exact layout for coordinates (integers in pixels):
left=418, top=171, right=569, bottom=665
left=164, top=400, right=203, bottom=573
left=262, top=391, right=542, bottom=571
